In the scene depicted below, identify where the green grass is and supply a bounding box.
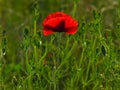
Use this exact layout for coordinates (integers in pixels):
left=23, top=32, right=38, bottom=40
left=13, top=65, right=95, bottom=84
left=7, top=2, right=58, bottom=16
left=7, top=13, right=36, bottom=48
left=0, top=0, right=120, bottom=90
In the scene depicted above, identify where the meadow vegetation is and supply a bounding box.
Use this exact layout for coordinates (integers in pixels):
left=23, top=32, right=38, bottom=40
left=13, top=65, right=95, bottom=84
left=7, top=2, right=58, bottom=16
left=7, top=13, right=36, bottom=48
left=0, top=0, right=120, bottom=90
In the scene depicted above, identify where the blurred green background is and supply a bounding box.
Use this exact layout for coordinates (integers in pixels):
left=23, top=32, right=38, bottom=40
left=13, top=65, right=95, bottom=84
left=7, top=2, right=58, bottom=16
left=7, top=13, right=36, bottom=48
left=0, top=0, right=120, bottom=89
left=0, top=0, right=119, bottom=62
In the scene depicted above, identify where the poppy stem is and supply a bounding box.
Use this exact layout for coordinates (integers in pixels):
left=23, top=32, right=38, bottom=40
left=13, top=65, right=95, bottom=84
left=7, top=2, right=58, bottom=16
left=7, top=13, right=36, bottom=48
left=33, top=20, right=37, bottom=38
left=72, top=0, right=78, bottom=18
left=52, top=34, right=61, bottom=90
left=25, top=51, right=32, bottom=90
left=33, top=2, right=39, bottom=63
left=33, top=1, right=39, bottom=37
left=56, top=34, right=61, bottom=68
left=33, top=20, right=37, bottom=64
left=54, top=33, right=62, bottom=90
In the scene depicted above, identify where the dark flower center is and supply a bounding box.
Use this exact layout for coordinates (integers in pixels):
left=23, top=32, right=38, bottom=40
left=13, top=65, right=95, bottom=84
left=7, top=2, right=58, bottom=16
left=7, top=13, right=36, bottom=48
left=44, top=20, right=66, bottom=32
left=54, top=20, right=65, bottom=32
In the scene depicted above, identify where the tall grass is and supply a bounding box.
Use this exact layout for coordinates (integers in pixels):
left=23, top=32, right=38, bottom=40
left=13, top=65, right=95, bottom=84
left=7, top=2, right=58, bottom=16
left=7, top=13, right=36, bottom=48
left=0, top=0, right=120, bottom=90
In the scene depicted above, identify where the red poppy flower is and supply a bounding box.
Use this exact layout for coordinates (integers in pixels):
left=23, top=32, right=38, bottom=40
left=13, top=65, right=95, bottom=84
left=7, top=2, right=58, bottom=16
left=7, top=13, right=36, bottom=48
left=42, top=12, right=78, bottom=36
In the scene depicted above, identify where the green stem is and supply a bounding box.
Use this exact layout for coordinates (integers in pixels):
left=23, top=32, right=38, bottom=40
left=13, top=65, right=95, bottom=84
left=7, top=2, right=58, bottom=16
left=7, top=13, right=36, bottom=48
left=26, top=51, right=29, bottom=72
left=52, top=33, right=62, bottom=90
left=34, top=46, right=37, bottom=62
left=72, top=0, right=77, bottom=18
left=34, top=20, right=37, bottom=37
left=79, top=32, right=86, bottom=67
left=25, top=51, right=32, bottom=90
left=33, top=20, right=37, bottom=63
left=85, top=35, right=97, bottom=82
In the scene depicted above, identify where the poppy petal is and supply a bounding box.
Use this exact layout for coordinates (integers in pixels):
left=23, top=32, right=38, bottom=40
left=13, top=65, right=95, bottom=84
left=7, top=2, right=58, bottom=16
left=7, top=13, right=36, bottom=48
left=43, top=12, right=69, bottom=26
left=65, top=27, right=78, bottom=34
left=43, top=17, right=65, bottom=31
left=43, top=28, right=54, bottom=36
left=42, top=12, right=78, bottom=36
left=65, top=17, right=78, bottom=34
